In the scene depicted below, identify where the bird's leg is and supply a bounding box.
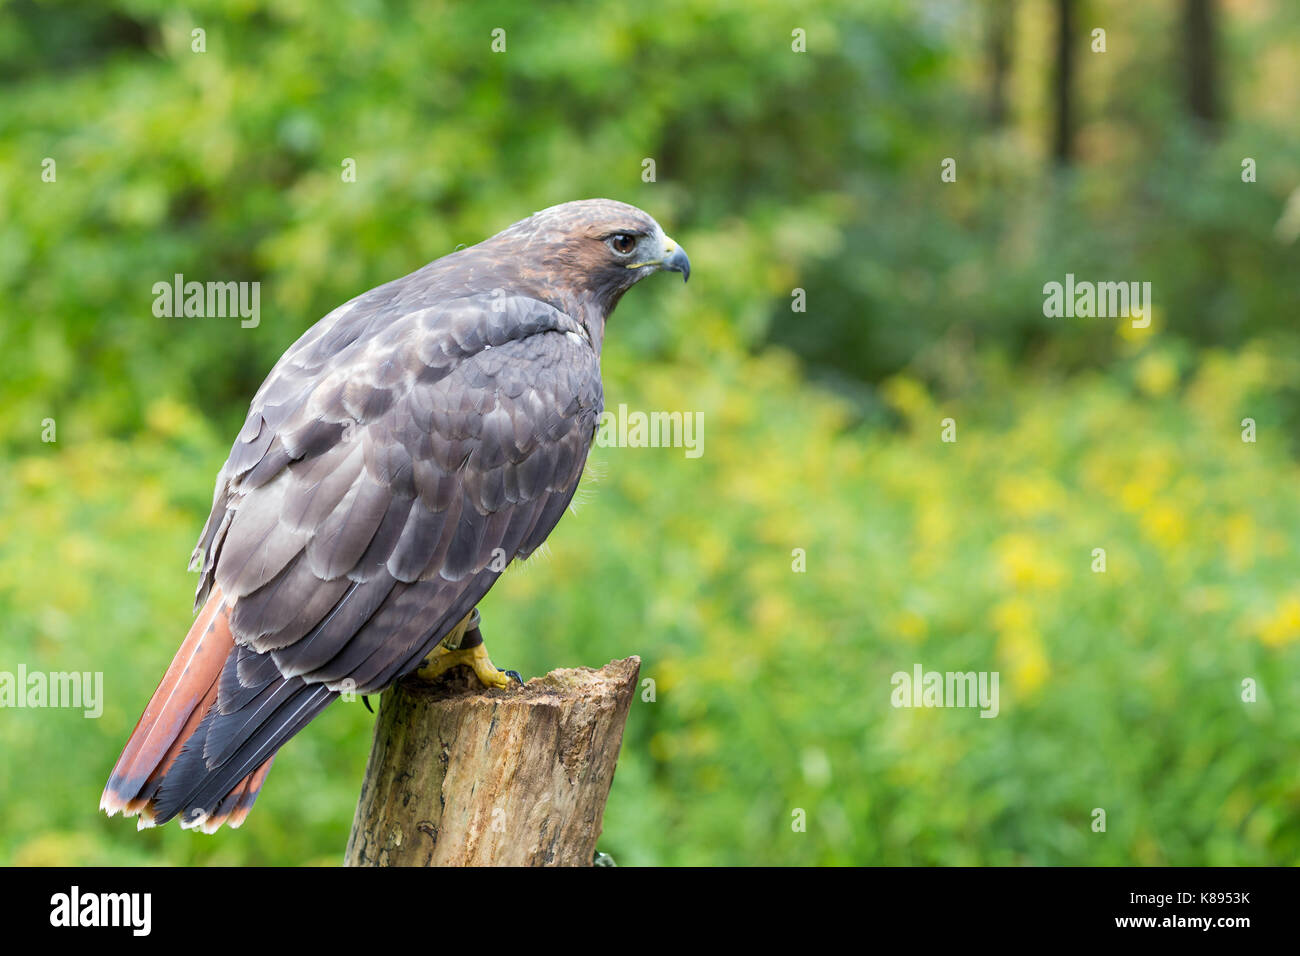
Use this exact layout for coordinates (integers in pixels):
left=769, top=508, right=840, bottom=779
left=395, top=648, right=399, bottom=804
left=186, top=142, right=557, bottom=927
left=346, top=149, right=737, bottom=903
left=417, top=608, right=523, bottom=689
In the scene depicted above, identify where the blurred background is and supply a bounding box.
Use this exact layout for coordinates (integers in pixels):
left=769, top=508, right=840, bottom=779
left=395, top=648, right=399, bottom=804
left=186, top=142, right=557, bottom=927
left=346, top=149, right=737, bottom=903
left=1, top=0, right=1297, bottom=865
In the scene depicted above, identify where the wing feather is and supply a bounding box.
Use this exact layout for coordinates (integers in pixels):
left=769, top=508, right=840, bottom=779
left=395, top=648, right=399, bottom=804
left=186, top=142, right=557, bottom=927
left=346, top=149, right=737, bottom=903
left=147, top=291, right=601, bottom=828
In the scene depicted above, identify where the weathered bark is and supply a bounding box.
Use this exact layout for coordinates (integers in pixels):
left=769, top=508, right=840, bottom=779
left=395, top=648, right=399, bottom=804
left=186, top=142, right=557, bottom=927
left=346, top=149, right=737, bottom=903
left=345, top=656, right=639, bottom=867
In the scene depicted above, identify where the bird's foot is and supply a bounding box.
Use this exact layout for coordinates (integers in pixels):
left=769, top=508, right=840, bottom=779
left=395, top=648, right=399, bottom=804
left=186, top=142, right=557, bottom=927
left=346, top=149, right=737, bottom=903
left=417, top=643, right=522, bottom=689
left=417, top=608, right=523, bottom=689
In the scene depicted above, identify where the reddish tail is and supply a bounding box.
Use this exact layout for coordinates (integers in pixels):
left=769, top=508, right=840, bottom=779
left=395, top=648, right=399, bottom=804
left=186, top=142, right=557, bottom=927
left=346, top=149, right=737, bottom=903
left=101, top=588, right=275, bottom=833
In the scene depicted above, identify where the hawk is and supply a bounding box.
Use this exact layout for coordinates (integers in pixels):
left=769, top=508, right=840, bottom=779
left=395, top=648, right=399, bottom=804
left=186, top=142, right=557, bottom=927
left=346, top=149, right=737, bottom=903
left=101, top=199, right=689, bottom=832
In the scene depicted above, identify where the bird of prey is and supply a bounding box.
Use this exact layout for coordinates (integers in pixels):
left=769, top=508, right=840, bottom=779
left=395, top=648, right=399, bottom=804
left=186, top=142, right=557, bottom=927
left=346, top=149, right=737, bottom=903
left=100, top=199, right=689, bottom=832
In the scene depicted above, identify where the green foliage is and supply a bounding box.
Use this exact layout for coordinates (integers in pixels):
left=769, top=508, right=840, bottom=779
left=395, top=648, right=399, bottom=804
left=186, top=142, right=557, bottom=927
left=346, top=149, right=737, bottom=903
left=1, top=1, right=1297, bottom=865
left=0, top=0, right=880, bottom=444
left=3, top=341, right=1299, bottom=865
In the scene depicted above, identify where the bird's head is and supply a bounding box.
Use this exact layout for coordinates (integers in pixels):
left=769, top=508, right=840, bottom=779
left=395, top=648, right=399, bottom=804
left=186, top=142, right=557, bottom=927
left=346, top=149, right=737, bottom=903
left=490, top=198, right=689, bottom=319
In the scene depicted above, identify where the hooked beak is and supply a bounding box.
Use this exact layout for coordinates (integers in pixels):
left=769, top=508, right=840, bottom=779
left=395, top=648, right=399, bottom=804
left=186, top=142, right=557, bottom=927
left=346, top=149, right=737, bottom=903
left=660, top=237, right=690, bottom=283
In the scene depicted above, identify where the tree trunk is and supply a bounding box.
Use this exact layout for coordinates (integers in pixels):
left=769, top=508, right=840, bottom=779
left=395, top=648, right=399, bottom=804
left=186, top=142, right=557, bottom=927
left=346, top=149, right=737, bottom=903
left=987, top=0, right=1016, bottom=128
left=1052, top=0, right=1075, bottom=164
left=1184, top=0, right=1220, bottom=133
left=344, top=656, right=640, bottom=867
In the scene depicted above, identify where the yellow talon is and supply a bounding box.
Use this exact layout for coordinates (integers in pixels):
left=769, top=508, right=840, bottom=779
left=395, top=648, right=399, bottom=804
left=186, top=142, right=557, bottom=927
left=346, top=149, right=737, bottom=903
left=416, top=610, right=518, bottom=689
left=417, top=643, right=512, bottom=689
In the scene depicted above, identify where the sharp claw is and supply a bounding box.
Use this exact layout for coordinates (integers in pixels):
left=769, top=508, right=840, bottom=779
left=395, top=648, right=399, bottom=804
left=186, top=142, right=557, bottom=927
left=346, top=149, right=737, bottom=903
left=504, top=670, right=524, bottom=686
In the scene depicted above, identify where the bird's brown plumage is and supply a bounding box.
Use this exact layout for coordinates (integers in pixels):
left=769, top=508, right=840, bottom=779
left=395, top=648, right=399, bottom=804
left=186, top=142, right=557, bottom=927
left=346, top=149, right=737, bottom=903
left=101, top=199, right=688, bottom=830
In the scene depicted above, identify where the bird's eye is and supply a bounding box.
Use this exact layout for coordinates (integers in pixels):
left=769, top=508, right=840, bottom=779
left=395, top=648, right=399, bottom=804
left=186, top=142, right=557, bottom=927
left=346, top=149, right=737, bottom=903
left=607, top=233, right=637, bottom=256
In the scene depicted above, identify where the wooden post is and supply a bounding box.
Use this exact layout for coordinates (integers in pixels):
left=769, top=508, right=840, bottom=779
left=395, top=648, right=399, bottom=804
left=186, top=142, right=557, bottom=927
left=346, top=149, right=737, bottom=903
left=344, top=656, right=639, bottom=867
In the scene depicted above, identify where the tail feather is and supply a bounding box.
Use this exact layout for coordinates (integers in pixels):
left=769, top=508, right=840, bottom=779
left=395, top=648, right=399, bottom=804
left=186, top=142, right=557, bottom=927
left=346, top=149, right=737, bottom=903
left=101, top=587, right=323, bottom=832
left=197, top=754, right=275, bottom=833
left=103, top=591, right=226, bottom=808
left=152, top=681, right=334, bottom=829
left=102, top=590, right=230, bottom=818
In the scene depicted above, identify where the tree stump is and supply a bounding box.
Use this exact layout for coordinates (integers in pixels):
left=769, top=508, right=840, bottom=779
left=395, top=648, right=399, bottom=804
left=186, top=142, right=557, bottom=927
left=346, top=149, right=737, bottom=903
left=344, top=656, right=640, bottom=866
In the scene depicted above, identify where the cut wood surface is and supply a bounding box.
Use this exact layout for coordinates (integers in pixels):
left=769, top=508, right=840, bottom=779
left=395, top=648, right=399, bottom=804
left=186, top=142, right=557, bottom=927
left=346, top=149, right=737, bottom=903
left=345, top=655, right=640, bottom=866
